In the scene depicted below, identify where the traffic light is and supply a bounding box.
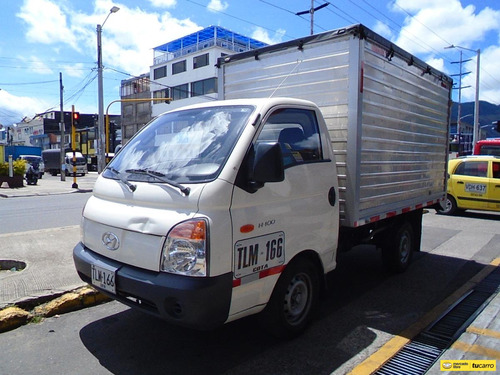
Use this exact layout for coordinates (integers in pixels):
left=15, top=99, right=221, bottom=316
left=72, top=112, right=80, bottom=126
left=496, top=120, right=500, bottom=132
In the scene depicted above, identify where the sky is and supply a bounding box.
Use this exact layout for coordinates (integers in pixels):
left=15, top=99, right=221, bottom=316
left=0, top=0, right=499, bottom=126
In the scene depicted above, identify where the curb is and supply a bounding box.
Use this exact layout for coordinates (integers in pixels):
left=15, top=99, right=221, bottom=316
left=0, top=188, right=93, bottom=199
left=0, top=286, right=110, bottom=333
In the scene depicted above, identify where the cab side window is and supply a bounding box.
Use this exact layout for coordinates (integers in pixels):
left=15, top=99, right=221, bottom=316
left=492, top=162, right=500, bottom=179
left=256, top=108, right=323, bottom=168
left=454, top=161, right=488, bottom=178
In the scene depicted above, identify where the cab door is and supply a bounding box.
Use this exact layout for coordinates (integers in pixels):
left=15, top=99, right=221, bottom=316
left=450, top=160, right=489, bottom=210
left=228, top=106, right=339, bottom=315
left=487, top=161, right=500, bottom=211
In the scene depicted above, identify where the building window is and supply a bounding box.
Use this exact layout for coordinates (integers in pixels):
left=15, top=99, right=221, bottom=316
left=191, top=77, right=217, bottom=97
left=172, top=84, right=189, bottom=100
left=172, top=60, right=187, bottom=75
left=153, top=89, right=170, bottom=104
left=154, top=66, right=167, bottom=79
left=123, top=104, right=133, bottom=117
left=137, top=102, right=150, bottom=114
left=193, top=53, right=209, bottom=69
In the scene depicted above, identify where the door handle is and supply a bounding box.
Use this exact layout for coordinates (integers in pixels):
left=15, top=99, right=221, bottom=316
left=328, top=187, right=336, bottom=207
left=457, top=181, right=464, bottom=184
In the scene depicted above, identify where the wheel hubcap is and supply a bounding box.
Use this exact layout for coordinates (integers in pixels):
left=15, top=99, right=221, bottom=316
left=283, top=274, right=310, bottom=325
left=399, top=232, right=410, bottom=263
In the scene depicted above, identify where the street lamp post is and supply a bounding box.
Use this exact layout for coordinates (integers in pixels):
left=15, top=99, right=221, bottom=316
left=97, top=6, right=119, bottom=173
left=446, top=44, right=481, bottom=149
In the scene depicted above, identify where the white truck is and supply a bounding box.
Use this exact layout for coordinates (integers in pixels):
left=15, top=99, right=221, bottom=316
left=73, top=24, right=452, bottom=337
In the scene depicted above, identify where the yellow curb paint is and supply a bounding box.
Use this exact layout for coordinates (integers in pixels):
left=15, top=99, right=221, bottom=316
left=452, top=341, right=500, bottom=360
left=467, top=326, right=500, bottom=340
left=348, top=336, right=410, bottom=375
left=348, top=258, right=500, bottom=375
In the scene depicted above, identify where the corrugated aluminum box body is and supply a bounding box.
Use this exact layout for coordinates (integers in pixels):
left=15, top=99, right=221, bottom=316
left=218, top=25, right=452, bottom=228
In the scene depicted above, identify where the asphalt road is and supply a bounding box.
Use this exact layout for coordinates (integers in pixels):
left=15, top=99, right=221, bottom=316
left=0, top=210, right=498, bottom=374
left=0, top=192, right=90, bottom=234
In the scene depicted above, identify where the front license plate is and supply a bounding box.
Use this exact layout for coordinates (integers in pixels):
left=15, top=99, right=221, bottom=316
left=234, top=232, right=285, bottom=279
left=91, top=263, right=117, bottom=294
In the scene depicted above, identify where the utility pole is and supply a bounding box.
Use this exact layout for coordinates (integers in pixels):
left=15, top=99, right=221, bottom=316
left=59, top=72, right=66, bottom=181
left=296, top=1, right=330, bottom=35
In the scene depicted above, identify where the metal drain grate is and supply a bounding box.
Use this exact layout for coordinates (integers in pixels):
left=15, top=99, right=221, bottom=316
left=375, top=267, right=500, bottom=375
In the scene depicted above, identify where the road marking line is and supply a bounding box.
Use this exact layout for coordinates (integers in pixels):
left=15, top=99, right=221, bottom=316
left=452, top=341, right=500, bottom=360
left=467, top=326, right=500, bottom=339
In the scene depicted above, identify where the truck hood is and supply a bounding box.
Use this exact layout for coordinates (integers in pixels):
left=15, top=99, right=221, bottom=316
left=85, top=175, right=202, bottom=235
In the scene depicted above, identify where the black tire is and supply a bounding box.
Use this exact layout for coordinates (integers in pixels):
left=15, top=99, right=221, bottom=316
left=382, top=222, right=414, bottom=273
left=260, top=258, right=319, bottom=338
left=438, top=194, right=458, bottom=215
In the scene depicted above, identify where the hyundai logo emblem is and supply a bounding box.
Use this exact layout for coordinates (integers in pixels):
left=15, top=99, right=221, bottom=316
left=102, top=232, right=120, bottom=251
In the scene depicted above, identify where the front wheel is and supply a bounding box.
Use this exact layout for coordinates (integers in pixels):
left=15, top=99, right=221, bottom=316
left=438, top=194, right=459, bottom=215
left=260, top=258, right=319, bottom=338
left=382, top=222, right=414, bottom=273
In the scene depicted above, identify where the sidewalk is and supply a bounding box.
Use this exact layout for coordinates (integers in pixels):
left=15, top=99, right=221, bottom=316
left=0, top=171, right=97, bottom=198
left=0, top=172, right=104, bottom=332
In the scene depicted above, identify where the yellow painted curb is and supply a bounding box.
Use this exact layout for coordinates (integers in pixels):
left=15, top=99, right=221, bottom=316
left=348, top=258, right=500, bottom=374
left=0, top=306, right=32, bottom=333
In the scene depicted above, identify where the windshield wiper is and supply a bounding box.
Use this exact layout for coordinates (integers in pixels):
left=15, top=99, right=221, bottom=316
left=108, top=167, right=137, bottom=192
left=125, top=168, right=190, bottom=196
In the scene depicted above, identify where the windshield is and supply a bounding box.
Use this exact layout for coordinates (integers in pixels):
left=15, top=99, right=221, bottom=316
left=105, top=105, right=254, bottom=184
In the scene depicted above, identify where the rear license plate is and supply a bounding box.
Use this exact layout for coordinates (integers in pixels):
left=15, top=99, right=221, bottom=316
left=91, top=263, right=117, bottom=294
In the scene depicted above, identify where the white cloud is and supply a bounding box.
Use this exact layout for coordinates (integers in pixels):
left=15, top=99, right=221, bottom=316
left=392, top=0, right=500, bottom=54
left=0, top=90, right=49, bottom=124
left=17, top=55, right=54, bottom=75
left=207, top=0, right=229, bottom=13
left=391, top=0, right=500, bottom=104
left=373, top=21, right=393, bottom=40
left=251, top=27, right=285, bottom=45
left=425, top=57, right=445, bottom=73
left=17, top=0, right=79, bottom=50
left=148, top=0, right=177, bottom=7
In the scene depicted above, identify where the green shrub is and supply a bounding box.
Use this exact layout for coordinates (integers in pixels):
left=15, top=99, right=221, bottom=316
left=0, top=159, right=27, bottom=176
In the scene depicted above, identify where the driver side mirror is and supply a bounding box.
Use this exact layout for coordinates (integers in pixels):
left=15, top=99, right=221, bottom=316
left=246, top=142, right=284, bottom=192
left=253, top=142, right=284, bottom=183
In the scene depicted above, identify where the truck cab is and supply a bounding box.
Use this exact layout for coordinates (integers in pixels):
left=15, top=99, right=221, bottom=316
left=74, top=98, right=339, bottom=336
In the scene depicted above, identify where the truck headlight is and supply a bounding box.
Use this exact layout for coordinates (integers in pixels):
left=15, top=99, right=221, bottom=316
left=161, top=219, right=208, bottom=277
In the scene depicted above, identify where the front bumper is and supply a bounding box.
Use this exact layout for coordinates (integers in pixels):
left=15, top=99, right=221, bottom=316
left=73, top=242, right=232, bottom=330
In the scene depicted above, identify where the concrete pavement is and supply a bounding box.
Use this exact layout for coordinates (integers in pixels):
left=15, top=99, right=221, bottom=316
left=0, top=171, right=97, bottom=198
left=0, top=172, right=107, bottom=331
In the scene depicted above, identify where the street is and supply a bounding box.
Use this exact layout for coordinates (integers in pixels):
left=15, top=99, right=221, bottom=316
left=0, top=195, right=499, bottom=374
left=0, top=172, right=93, bottom=234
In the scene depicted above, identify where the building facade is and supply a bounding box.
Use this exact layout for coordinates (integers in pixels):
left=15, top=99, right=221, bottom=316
left=150, top=26, right=267, bottom=117
left=120, top=73, right=151, bottom=145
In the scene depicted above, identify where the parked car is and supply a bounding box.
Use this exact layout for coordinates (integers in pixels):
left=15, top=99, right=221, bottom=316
left=439, top=156, right=500, bottom=215
left=19, top=155, right=44, bottom=179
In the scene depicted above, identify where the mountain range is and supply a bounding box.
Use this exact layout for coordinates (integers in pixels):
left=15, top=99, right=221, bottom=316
left=451, top=101, right=500, bottom=138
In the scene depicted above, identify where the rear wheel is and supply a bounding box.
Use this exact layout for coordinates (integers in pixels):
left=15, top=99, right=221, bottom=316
left=260, top=258, right=319, bottom=338
left=382, top=222, right=414, bottom=273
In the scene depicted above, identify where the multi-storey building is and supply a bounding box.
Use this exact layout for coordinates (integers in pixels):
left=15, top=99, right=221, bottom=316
left=120, top=73, right=151, bottom=145
left=150, top=26, right=267, bottom=117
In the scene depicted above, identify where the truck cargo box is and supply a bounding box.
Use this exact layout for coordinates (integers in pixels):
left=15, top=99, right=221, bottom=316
left=218, top=24, right=452, bottom=228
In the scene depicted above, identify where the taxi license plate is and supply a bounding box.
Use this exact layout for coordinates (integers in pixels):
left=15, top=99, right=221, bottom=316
left=465, top=183, right=486, bottom=194
left=234, top=232, right=285, bottom=278
left=91, top=264, right=117, bottom=294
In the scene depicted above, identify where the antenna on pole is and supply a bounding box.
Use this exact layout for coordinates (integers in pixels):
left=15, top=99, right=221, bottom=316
left=296, top=1, right=330, bottom=35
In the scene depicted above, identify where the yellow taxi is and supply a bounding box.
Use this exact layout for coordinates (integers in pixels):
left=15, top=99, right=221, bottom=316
left=440, top=156, right=500, bottom=215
